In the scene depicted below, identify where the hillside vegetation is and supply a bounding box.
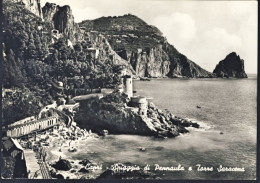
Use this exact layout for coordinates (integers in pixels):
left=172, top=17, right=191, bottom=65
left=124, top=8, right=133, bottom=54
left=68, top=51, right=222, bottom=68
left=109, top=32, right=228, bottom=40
left=2, top=0, right=122, bottom=124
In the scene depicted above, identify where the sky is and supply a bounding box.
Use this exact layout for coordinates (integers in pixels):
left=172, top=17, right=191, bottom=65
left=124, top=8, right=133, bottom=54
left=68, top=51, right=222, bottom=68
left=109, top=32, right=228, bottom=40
left=41, top=0, right=258, bottom=74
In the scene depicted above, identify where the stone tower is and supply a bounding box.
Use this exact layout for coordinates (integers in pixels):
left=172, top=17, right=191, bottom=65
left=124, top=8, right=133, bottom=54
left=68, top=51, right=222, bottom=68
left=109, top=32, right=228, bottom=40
left=120, top=67, right=133, bottom=98
left=130, top=96, right=148, bottom=117
left=125, top=75, right=133, bottom=98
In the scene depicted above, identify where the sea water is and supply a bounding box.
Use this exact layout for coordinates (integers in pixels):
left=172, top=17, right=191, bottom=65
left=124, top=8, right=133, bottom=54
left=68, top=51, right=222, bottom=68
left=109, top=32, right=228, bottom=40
left=69, top=75, right=257, bottom=180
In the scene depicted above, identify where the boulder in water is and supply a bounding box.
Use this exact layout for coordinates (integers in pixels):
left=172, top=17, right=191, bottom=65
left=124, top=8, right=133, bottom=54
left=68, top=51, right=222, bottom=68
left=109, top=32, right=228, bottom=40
left=79, top=158, right=92, bottom=166
left=70, top=169, right=77, bottom=173
left=138, top=147, right=146, bottom=152
left=99, top=129, right=109, bottom=136
left=51, top=159, right=72, bottom=171
left=180, top=119, right=199, bottom=128
left=78, top=167, right=89, bottom=173
left=191, top=122, right=200, bottom=128
left=68, top=147, right=77, bottom=152
left=167, top=130, right=179, bottom=137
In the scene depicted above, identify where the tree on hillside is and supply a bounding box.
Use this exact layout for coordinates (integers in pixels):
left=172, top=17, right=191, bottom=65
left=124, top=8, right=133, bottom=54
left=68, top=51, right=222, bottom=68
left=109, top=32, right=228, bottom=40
left=3, top=49, right=25, bottom=88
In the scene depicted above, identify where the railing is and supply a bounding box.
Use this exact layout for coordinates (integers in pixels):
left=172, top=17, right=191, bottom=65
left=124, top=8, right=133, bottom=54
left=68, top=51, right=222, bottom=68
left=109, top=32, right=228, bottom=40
left=38, top=159, right=51, bottom=179
left=35, top=149, right=51, bottom=179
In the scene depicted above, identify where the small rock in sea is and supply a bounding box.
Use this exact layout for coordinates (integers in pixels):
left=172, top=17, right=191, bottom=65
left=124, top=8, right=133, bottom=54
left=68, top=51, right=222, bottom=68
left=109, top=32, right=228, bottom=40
left=68, top=147, right=77, bottom=152
left=99, top=129, right=109, bottom=136
left=220, top=132, right=224, bottom=135
left=197, top=105, right=201, bottom=108
left=51, top=159, right=72, bottom=171
left=70, top=169, right=77, bottom=173
left=79, top=158, right=92, bottom=166
left=78, top=167, right=89, bottom=173
left=138, top=147, right=146, bottom=152
left=191, top=123, right=200, bottom=128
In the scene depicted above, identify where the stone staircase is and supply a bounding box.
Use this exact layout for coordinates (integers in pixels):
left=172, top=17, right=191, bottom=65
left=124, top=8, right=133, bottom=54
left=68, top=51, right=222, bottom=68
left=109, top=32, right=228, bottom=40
left=23, top=149, right=43, bottom=179
left=24, top=149, right=52, bottom=179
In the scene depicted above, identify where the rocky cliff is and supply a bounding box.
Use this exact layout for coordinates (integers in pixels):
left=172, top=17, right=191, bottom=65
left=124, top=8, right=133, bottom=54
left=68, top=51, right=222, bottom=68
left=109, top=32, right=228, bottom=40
left=128, top=46, right=170, bottom=77
left=74, top=91, right=199, bottom=138
left=82, top=32, right=136, bottom=75
left=42, top=2, right=80, bottom=42
left=127, top=44, right=212, bottom=78
left=79, top=14, right=212, bottom=78
left=8, top=0, right=42, bottom=18
left=213, top=52, right=247, bottom=78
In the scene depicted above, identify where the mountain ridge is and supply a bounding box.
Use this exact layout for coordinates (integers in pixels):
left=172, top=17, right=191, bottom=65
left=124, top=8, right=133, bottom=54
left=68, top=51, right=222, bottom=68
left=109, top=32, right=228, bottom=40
left=79, top=14, right=213, bottom=78
left=79, top=14, right=163, bottom=36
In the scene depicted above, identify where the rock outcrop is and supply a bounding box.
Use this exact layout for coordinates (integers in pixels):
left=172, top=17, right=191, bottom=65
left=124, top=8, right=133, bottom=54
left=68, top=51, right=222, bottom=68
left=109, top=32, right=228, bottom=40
left=74, top=91, right=199, bottom=138
left=7, top=0, right=42, bottom=18
left=128, top=46, right=171, bottom=77
left=75, top=96, right=159, bottom=136
left=42, top=2, right=80, bottom=42
left=20, top=0, right=42, bottom=18
left=121, top=46, right=212, bottom=78
left=213, top=52, right=247, bottom=78
left=84, top=32, right=136, bottom=75
left=51, top=159, right=72, bottom=171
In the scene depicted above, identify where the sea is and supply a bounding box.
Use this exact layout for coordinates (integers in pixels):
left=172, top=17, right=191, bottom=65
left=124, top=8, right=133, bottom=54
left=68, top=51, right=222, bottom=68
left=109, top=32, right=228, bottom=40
left=69, top=74, right=257, bottom=180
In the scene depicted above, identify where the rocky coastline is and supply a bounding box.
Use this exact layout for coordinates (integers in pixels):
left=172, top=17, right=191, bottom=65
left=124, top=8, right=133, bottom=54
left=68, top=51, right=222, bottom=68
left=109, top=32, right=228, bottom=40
left=41, top=122, right=160, bottom=179
left=1, top=0, right=252, bottom=180
left=74, top=91, right=199, bottom=138
left=40, top=89, right=200, bottom=179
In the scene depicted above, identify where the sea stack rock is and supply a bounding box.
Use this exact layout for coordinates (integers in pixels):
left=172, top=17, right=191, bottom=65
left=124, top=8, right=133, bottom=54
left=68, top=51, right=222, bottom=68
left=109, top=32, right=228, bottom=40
left=213, top=52, right=247, bottom=78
